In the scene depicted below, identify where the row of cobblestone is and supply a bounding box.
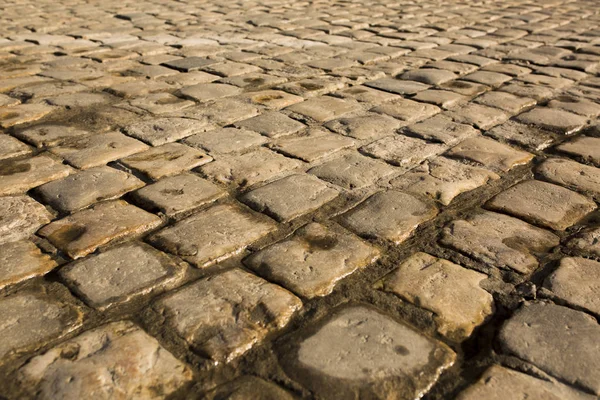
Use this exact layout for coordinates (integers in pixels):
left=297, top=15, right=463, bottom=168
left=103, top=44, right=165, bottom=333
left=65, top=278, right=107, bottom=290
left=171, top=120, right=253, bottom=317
left=1, top=0, right=600, bottom=398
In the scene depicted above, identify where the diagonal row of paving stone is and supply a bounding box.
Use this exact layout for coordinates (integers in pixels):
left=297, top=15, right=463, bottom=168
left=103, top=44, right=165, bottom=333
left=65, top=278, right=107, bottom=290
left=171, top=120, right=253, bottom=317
left=0, top=0, right=600, bottom=398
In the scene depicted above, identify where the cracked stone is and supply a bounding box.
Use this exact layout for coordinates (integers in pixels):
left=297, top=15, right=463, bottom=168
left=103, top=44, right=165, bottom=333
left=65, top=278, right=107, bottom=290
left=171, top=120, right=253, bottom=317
left=0, top=241, right=57, bottom=290
left=447, top=136, right=534, bottom=172
left=152, top=268, right=301, bottom=362
left=0, top=195, right=53, bottom=245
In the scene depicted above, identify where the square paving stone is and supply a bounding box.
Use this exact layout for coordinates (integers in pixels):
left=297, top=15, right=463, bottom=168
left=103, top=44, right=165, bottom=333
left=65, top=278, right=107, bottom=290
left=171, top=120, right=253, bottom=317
left=541, top=257, right=600, bottom=317
left=0, top=153, right=74, bottom=196
left=486, top=120, right=555, bottom=151
left=516, top=107, right=588, bottom=135
left=152, top=268, right=301, bottom=362
left=201, top=61, right=262, bottom=77
left=286, top=96, right=362, bottom=122
left=0, top=241, right=57, bottom=290
left=36, top=166, right=144, bottom=213
left=132, top=173, right=226, bottom=218
left=499, top=82, right=555, bottom=102
left=269, top=129, right=354, bottom=162
left=0, top=289, right=83, bottom=362
left=128, top=93, right=195, bottom=115
left=120, top=143, right=212, bottom=180
left=439, top=80, right=489, bottom=96
left=149, top=204, right=277, bottom=268
left=60, top=242, right=186, bottom=310
left=163, top=56, right=218, bottom=72
left=308, top=152, right=397, bottom=190
left=401, top=69, right=458, bottom=85
left=333, top=85, right=401, bottom=104
left=557, top=136, right=600, bottom=166
left=221, top=74, right=288, bottom=92
left=447, top=136, right=533, bottom=172
left=204, top=377, right=295, bottom=400
left=200, top=148, right=302, bottom=188
left=340, top=191, right=438, bottom=243
left=474, top=91, right=536, bottom=114
left=462, top=71, right=512, bottom=87
left=412, top=89, right=468, bottom=109
left=371, top=98, right=441, bottom=123
left=0, top=134, right=31, bottom=160
left=547, top=94, right=600, bottom=117
left=17, top=321, right=193, bottom=399
left=0, top=195, right=53, bottom=245
left=440, top=211, right=559, bottom=274
left=360, top=135, right=447, bottom=169
left=499, top=302, right=600, bottom=396
left=381, top=252, right=493, bottom=341
left=50, top=132, right=149, bottom=170
left=180, top=99, right=260, bottom=126
left=0, top=103, right=54, bottom=128
left=486, top=180, right=597, bottom=230
left=241, top=174, right=339, bottom=222
left=392, top=157, right=499, bottom=206
left=241, top=89, right=304, bottom=110
left=278, top=77, right=345, bottom=97
left=365, top=77, right=431, bottom=95
left=281, top=306, right=455, bottom=399
left=178, top=83, right=242, bottom=102
left=456, top=365, right=595, bottom=400
left=38, top=200, right=162, bottom=259
left=537, top=158, right=600, bottom=200
left=245, top=222, right=379, bottom=298
left=124, top=117, right=212, bottom=146
left=183, top=127, right=267, bottom=154
left=324, top=113, right=403, bottom=140
left=13, top=125, right=89, bottom=148
left=446, top=103, right=509, bottom=130
left=233, top=111, right=306, bottom=138
left=405, top=114, right=480, bottom=145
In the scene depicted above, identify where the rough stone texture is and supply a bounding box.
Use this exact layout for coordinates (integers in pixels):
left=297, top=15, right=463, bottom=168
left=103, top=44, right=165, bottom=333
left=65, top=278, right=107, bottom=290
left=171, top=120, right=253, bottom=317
left=0, top=134, right=31, bottom=160
left=541, top=257, right=600, bottom=316
left=341, top=191, right=438, bottom=243
left=233, top=111, right=306, bottom=138
left=537, top=158, right=600, bottom=199
left=0, top=290, right=83, bottom=362
left=124, top=117, right=211, bottom=146
left=60, top=242, right=185, bottom=310
left=286, top=96, right=361, bottom=122
left=456, top=365, right=595, bottom=400
left=0, top=154, right=73, bottom=196
left=446, top=103, right=509, bottom=130
left=36, top=166, right=144, bottom=213
left=0, top=195, right=53, bottom=245
left=241, top=174, right=338, bottom=222
left=269, top=130, right=354, bottom=162
left=516, top=107, right=588, bottom=135
left=132, top=173, right=226, bottom=218
left=17, top=321, right=193, bottom=399
left=0, top=103, right=53, bottom=128
left=183, top=127, right=267, bottom=154
left=120, top=143, right=212, bottom=180
left=371, top=98, right=440, bottom=123
left=149, top=204, right=276, bottom=268
left=203, top=377, right=295, bottom=400
left=0, top=241, right=57, bottom=290
left=392, top=157, right=499, bottom=205
left=382, top=253, right=493, bottom=340
left=404, top=114, right=480, bottom=145
left=567, top=227, right=600, bottom=258
left=441, top=211, right=559, bottom=274
left=153, top=268, right=301, bottom=362
left=499, top=302, right=600, bottom=396
left=487, top=180, right=597, bottom=230
left=324, top=113, right=402, bottom=140
left=13, top=125, right=90, bottom=148
left=38, top=200, right=162, bottom=259
left=200, top=148, right=302, bottom=188
left=308, top=152, right=397, bottom=190
left=447, top=136, right=534, bottom=172
left=360, top=135, right=446, bottom=169
left=557, top=136, right=600, bottom=166
left=283, top=306, right=455, bottom=399
left=245, top=222, right=379, bottom=298
left=474, top=91, right=536, bottom=114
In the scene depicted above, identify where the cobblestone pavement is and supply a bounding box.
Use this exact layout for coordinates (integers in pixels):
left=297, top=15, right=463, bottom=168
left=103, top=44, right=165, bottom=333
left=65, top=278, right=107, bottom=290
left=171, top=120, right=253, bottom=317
left=1, top=0, right=600, bottom=398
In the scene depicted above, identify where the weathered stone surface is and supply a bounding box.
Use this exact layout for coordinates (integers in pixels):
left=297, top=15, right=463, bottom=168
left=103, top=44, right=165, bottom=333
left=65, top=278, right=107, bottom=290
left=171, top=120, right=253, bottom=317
left=412, top=89, right=468, bottom=109
left=333, top=85, right=400, bottom=104
left=447, top=103, right=509, bottom=130
left=120, top=143, right=212, bottom=180
left=0, top=103, right=53, bottom=128
left=341, top=191, right=438, bottom=243
left=38, top=200, right=162, bottom=259
left=456, top=365, right=595, bottom=400
left=269, top=130, right=354, bottom=162
left=487, top=120, right=555, bottom=151
left=516, top=107, right=588, bottom=135
left=499, top=302, right=600, bottom=395
left=233, top=111, right=305, bottom=138
left=392, top=157, right=499, bottom=205
left=0, top=241, right=57, bottom=290
left=14, top=125, right=91, bottom=148
left=401, top=69, right=457, bottom=85
left=283, top=306, right=455, bottom=399
left=537, top=158, right=600, bottom=199
left=124, top=117, right=211, bottom=146
left=474, top=91, right=536, bottom=114
left=557, top=136, right=600, bottom=166
left=487, top=180, right=597, bottom=230
left=567, top=227, right=600, bottom=257
left=0, top=195, right=53, bottom=245
left=542, top=257, right=600, bottom=316
left=0, top=153, right=73, bottom=195
left=17, top=321, right=193, bottom=399
left=286, top=96, right=361, bottom=122
left=50, top=132, right=149, bottom=170
left=365, top=77, right=430, bottom=95
left=132, top=173, right=226, bottom=218
left=204, top=377, right=296, bottom=400
left=36, top=166, right=144, bottom=213
left=0, top=134, right=30, bottom=160
left=405, top=114, right=480, bottom=145
left=245, top=222, right=379, bottom=298
left=447, top=136, right=533, bottom=172
left=149, top=204, right=276, bottom=268
left=382, top=252, right=493, bottom=340
left=547, top=95, right=600, bottom=117
left=0, top=290, right=83, bottom=362
left=200, top=148, right=302, bottom=188
left=441, top=211, right=559, bottom=274
left=463, top=71, right=512, bottom=87
left=60, top=242, right=185, bottom=310
left=183, top=127, right=267, bottom=154
left=241, top=90, right=304, bottom=110
left=324, top=113, right=402, bottom=140
left=308, top=152, right=397, bottom=190
left=178, top=83, right=241, bottom=102
left=371, top=98, right=440, bottom=123
left=242, top=174, right=338, bottom=222
left=360, top=135, right=446, bottom=169
left=153, top=268, right=301, bottom=362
